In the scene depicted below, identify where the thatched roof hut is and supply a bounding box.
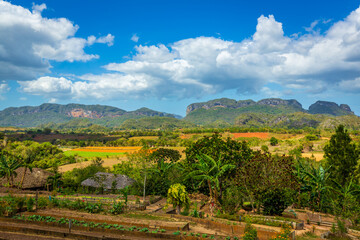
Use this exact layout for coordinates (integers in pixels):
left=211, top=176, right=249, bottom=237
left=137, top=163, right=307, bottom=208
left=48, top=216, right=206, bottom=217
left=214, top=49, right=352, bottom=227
left=0, top=167, right=53, bottom=189
left=81, top=172, right=135, bottom=190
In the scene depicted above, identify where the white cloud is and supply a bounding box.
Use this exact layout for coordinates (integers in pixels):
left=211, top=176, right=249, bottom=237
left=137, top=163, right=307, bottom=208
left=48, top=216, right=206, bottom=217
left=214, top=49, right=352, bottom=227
left=0, top=82, right=9, bottom=99
left=32, top=3, right=46, bottom=13
left=304, top=20, right=319, bottom=32
left=0, top=1, right=114, bottom=80
left=260, top=87, right=282, bottom=98
left=338, top=77, right=360, bottom=92
left=19, top=76, right=73, bottom=98
left=131, top=34, right=139, bottom=43
left=88, top=34, right=114, bottom=46
left=19, top=6, right=360, bottom=100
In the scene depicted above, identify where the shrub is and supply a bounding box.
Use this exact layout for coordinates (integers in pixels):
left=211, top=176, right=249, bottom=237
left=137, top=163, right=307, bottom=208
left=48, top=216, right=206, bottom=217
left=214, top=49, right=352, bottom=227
left=109, top=201, right=125, bottom=215
left=270, top=224, right=292, bottom=240
left=259, top=188, right=291, bottom=216
left=26, top=198, right=34, bottom=212
left=270, top=137, right=279, bottom=146
left=243, top=222, right=258, bottom=240
left=85, top=202, right=103, bottom=213
left=37, top=197, right=48, bottom=209
left=261, top=145, right=269, bottom=152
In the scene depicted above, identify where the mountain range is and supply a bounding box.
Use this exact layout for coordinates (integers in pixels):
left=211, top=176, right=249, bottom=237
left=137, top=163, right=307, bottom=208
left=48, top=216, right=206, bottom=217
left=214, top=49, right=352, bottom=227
left=0, top=98, right=358, bottom=129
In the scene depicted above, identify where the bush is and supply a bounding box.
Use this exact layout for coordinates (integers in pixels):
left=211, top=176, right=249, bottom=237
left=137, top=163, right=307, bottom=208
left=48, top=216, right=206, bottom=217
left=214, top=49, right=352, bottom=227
left=270, top=224, right=292, bottom=240
left=85, top=202, right=103, bottom=213
left=261, top=145, right=269, bottom=152
left=0, top=196, right=19, bottom=217
left=243, top=222, right=258, bottom=240
left=37, top=197, right=48, bottom=209
left=26, top=198, right=34, bottom=212
left=270, top=137, right=279, bottom=146
left=259, top=188, right=291, bottom=216
left=221, top=185, right=243, bottom=214
left=109, top=201, right=125, bottom=215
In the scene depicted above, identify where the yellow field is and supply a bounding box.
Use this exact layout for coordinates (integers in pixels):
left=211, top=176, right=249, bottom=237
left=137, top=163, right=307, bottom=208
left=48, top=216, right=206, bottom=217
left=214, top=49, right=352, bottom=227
left=58, top=157, right=127, bottom=173
left=302, top=153, right=324, bottom=161
left=0, top=127, right=24, bottom=131
left=70, top=146, right=142, bottom=153
left=129, top=136, right=159, bottom=140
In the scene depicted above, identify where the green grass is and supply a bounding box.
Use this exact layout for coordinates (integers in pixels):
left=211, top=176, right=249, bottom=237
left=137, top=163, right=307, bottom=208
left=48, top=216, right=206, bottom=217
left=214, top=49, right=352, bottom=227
left=296, top=232, right=318, bottom=240
left=64, top=151, right=125, bottom=158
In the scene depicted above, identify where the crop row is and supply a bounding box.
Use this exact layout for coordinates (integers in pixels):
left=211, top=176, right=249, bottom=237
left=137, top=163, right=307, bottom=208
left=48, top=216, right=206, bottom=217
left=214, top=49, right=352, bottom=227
left=11, top=214, right=239, bottom=239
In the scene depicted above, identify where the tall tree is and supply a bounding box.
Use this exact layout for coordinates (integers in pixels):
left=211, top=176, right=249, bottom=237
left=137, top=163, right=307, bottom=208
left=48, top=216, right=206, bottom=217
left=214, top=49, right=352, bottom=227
left=14, top=142, right=38, bottom=189
left=324, top=125, right=359, bottom=186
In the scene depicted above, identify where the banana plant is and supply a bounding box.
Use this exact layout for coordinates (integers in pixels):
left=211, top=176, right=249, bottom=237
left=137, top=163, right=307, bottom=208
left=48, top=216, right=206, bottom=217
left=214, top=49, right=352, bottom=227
left=0, top=154, right=22, bottom=187
left=302, top=164, right=332, bottom=211
left=187, top=154, right=235, bottom=204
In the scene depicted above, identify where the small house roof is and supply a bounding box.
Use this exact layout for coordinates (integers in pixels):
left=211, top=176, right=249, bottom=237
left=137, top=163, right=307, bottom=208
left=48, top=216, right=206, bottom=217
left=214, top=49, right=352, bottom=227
left=0, top=167, right=53, bottom=189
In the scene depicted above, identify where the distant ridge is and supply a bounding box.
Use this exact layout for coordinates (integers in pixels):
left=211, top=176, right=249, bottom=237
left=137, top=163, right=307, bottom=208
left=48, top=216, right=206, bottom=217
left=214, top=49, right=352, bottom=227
left=0, top=98, right=357, bottom=129
left=0, top=103, right=180, bottom=127
left=184, top=98, right=355, bottom=126
left=186, top=98, right=353, bottom=116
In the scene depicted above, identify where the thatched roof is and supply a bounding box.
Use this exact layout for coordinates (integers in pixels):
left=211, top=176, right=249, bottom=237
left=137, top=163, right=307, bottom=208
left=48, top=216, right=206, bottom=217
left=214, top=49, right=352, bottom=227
left=0, top=167, right=53, bottom=189
left=81, top=172, right=135, bottom=190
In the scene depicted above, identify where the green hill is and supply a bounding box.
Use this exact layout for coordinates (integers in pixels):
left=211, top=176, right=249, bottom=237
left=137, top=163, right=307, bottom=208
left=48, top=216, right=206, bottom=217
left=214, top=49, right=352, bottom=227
left=0, top=103, right=179, bottom=127
left=119, top=117, right=196, bottom=130
left=185, top=98, right=355, bottom=126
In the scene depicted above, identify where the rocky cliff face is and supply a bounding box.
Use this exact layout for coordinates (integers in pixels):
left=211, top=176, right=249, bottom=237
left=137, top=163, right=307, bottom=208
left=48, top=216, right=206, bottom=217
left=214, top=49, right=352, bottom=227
left=186, top=98, right=303, bottom=115
left=309, top=101, right=354, bottom=116
left=257, top=98, right=303, bottom=109
left=186, top=98, right=256, bottom=115
left=67, top=109, right=102, bottom=118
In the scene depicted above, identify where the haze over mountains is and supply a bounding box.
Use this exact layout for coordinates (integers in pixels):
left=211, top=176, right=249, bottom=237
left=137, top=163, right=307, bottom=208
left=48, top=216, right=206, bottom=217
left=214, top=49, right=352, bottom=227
left=0, top=98, right=358, bottom=129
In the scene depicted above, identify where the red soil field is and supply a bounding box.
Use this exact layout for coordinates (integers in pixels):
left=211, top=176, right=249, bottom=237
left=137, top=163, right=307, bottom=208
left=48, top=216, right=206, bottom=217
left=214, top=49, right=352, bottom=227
left=232, top=132, right=269, bottom=139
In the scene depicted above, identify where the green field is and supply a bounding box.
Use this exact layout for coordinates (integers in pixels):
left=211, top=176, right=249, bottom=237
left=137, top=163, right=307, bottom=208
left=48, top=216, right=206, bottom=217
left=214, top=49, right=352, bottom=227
left=64, top=151, right=126, bottom=158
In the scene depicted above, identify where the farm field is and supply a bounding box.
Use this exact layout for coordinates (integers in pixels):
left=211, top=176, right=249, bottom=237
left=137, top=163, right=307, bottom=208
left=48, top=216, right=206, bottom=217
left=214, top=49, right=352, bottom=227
left=232, top=132, right=269, bottom=139
left=58, top=157, right=127, bottom=173
left=129, top=136, right=159, bottom=140
left=64, top=146, right=142, bottom=158
left=302, top=153, right=324, bottom=161
left=64, top=151, right=126, bottom=158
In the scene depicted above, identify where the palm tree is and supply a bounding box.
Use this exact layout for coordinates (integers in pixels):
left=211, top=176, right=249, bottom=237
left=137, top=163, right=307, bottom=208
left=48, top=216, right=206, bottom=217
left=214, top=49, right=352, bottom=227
left=17, top=145, right=37, bottom=189
left=332, top=176, right=360, bottom=213
left=0, top=154, right=22, bottom=187
left=302, top=164, right=331, bottom=211
left=187, top=154, right=235, bottom=204
left=46, top=172, right=63, bottom=191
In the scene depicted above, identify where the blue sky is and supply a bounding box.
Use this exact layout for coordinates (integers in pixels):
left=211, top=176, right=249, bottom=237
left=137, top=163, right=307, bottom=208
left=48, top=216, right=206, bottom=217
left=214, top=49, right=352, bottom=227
left=1, top=0, right=360, bottom=116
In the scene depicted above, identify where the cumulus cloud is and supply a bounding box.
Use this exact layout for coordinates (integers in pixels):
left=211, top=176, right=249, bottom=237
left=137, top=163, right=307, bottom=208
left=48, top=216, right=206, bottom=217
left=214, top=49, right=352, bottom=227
left=19, top=6, right=360, bottom=100
left=131, top=34, right=139, bottom=43
left=0, top=1, right=114, bottom=81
